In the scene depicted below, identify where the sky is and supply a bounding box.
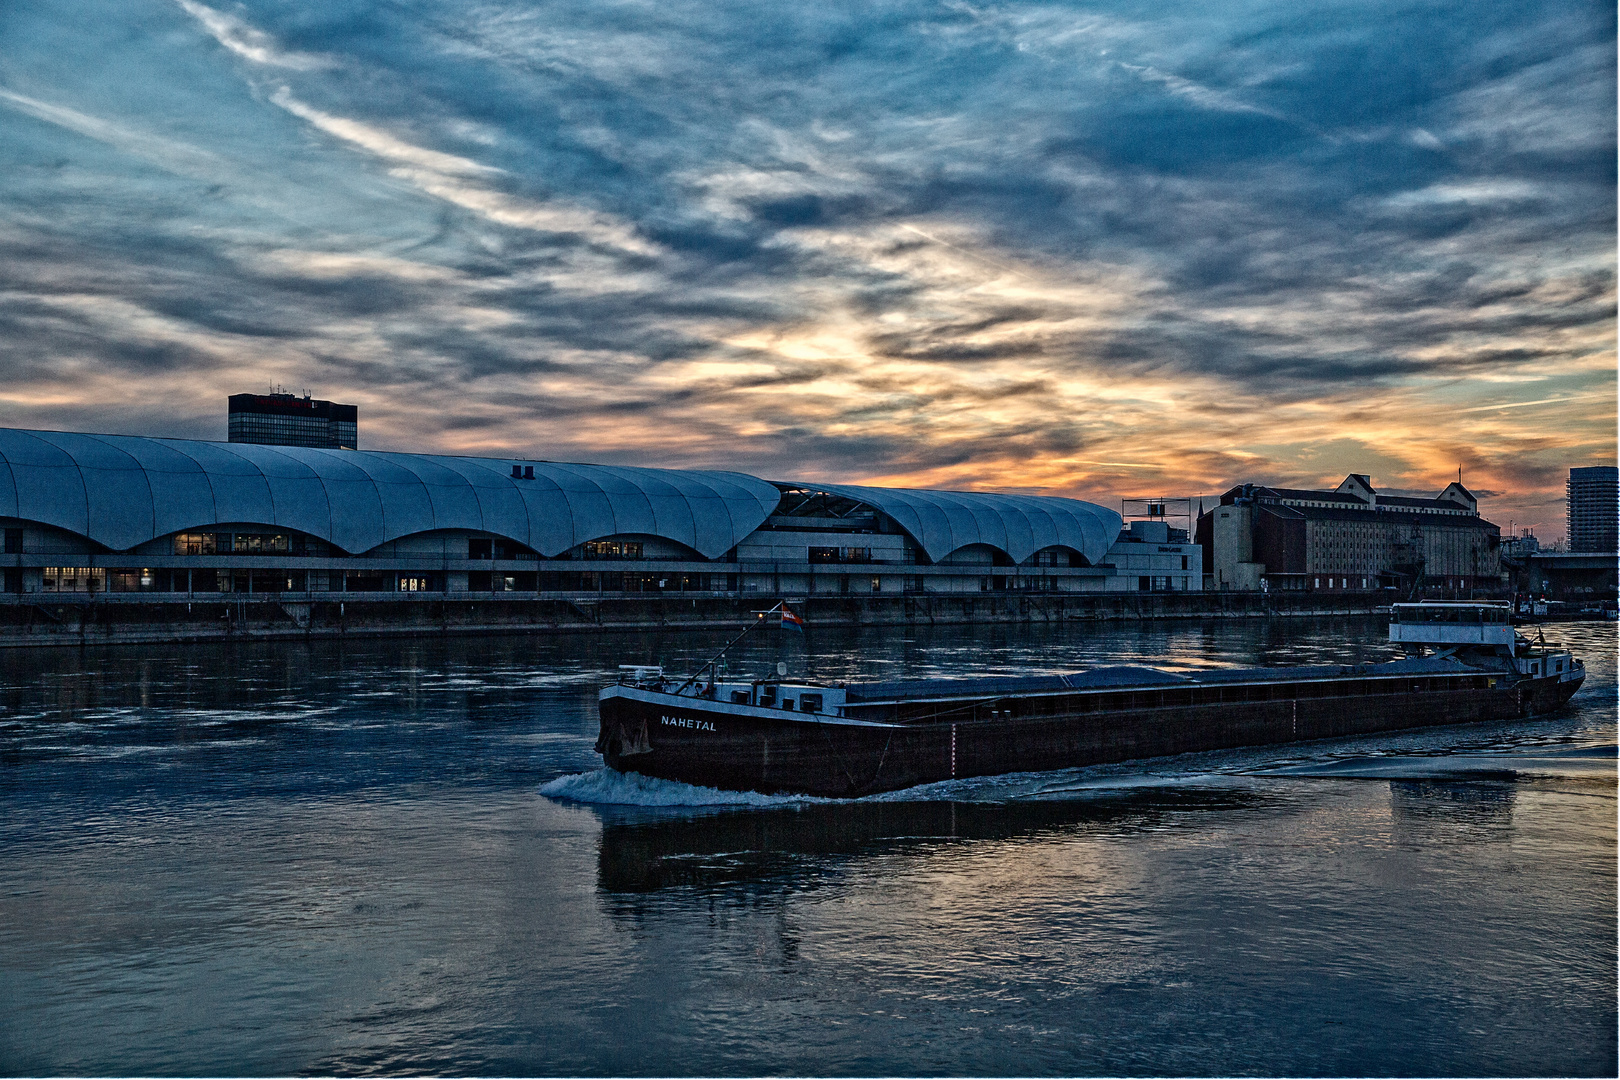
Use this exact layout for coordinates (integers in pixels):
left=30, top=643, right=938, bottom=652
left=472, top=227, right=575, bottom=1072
left=0, top=0, right=1614, bottom=540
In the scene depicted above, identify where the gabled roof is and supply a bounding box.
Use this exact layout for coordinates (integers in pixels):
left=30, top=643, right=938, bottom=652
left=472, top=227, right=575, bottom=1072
left=1378, top=495, right=1468, bottom=510
left=1274, top=503, right=1498, bottom=529
left=1218, top=484, right=1368, bottom=505
left=1261, top=487, right=1368, bottom=504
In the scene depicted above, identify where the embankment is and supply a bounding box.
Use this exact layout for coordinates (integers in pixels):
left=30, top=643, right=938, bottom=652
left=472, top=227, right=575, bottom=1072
left=0, top=591, right=1395, bottom=649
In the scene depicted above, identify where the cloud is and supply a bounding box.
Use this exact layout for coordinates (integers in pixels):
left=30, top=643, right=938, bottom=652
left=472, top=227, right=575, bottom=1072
left=1117, top=62, right=1294, bottom=123
left=263, top=88, right=659, bottom=257
left=266, top=89, right=498, bottom=178
left=0, top=0, right=1611, bottom=542
left=0, top=87, right=226, bottom=179
left=175, top=0, right=331, bottom=70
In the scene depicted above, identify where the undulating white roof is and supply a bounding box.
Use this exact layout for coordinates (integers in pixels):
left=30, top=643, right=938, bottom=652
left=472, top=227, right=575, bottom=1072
left=0, top=427, right=1122, bottom=565
left=0, top=429, right=780, bottom=557
left=792, top=482, right=1121, bottom=565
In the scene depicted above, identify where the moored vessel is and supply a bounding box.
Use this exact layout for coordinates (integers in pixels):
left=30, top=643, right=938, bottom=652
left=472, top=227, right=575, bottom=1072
left=596, top=602, right=1585, bottom=798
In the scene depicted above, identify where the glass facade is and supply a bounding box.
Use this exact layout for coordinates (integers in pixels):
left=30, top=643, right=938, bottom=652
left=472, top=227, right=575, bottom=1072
left=809, top=546, right=874, bottom=563
left=227, top=394, right=358, bottom=449
left=468, top=538, right=536, bottom=560
left=581, top=540, right=644, bottom=559
left=174, top=532, right=309, bottom=555
left=1567, top=466, right=1618, bottom=553
left=42, top=567, right=105, bottom=592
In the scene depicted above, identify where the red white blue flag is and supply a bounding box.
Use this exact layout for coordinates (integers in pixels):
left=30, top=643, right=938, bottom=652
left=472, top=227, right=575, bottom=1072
left=780, top=604, right=806, bottom=632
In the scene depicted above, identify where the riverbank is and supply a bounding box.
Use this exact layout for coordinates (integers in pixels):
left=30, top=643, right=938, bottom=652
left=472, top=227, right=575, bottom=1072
left=0, top=591, right=1404, bottom=648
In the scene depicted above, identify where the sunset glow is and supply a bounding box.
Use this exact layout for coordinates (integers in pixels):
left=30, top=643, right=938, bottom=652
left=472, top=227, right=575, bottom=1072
left=1, top=0, right=1613, bottom=539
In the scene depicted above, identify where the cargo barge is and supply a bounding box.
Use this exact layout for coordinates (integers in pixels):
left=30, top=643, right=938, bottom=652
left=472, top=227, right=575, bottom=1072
left=595, top=602, right=1585, bottom=797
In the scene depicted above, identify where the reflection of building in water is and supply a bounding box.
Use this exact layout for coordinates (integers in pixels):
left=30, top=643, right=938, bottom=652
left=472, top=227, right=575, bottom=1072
left=1387, top=777, right=1517, bottom=840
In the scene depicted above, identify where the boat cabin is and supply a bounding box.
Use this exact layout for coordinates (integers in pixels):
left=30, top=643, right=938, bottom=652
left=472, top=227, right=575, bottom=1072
left=616, top=665, right=848, bottom=715
left=1389, top=602, right=1517, bottom=652
left=713, top=682, right=848, bottom=714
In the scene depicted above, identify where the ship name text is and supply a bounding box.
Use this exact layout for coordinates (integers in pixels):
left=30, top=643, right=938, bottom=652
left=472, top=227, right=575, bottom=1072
left=660, top=715, right=715, bottom=732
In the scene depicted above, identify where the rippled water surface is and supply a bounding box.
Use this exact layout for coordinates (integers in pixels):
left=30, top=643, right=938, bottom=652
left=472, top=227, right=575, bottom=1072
left=0, top=617, right=1614, bottom=1076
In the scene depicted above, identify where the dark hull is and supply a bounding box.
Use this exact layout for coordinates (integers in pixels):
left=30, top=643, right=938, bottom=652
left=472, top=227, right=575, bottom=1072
left=598, top=672, right=1582, bottom=798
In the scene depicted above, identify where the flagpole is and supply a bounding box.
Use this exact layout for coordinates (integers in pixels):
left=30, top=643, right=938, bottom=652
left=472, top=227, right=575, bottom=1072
left=672, top=600, right=787, bottom=696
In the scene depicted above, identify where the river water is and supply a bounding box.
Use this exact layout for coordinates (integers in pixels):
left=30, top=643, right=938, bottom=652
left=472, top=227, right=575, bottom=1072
left=0, top=617, right=1613, bottom=1076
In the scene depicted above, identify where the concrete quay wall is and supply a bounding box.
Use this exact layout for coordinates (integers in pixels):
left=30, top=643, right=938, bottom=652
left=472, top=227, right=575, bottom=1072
left=0, top=592, right=1390, bottom=649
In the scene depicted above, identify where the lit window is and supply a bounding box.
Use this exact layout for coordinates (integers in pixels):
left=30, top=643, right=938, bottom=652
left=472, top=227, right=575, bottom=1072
left=173, top=532, right=216, bottom=555
left=583, top=540, right=643, bottom=559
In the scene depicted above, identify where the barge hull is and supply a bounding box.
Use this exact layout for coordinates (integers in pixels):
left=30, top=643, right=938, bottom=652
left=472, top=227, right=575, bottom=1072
left=599, top=674, right=1580, bottom=798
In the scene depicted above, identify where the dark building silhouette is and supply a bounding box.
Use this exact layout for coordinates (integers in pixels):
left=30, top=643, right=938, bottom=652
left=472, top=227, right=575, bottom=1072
left=1566, top=466, right=1617, bottom=553
left=228, top=393, right=357, bottom=449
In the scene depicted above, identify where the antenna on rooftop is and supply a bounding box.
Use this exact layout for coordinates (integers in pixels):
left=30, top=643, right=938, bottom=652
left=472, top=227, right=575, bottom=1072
left=1120, top=496, right=1194, bottom=538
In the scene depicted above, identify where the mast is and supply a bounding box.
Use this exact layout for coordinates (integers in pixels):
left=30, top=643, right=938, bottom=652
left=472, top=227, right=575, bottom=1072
left=672, top=600, right=788, bottom=696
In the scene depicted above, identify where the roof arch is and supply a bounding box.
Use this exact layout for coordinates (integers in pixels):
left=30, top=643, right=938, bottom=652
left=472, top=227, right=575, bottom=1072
left=781, top=482, right=1121, bottom=566
left=0, top=425, right=1122, bottom=566
left=0, top=428, right=781, bottom=558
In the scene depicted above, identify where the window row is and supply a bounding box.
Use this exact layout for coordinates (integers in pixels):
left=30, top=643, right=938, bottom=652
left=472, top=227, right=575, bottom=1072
left=173, top=531, right=323, bottom=555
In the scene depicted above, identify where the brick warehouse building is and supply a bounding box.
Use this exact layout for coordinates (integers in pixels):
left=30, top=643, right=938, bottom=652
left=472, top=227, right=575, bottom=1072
left=1196, top=474, right=1501, bottom=594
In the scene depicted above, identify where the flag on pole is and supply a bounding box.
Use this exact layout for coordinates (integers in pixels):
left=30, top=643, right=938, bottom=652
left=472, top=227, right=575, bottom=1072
left=780, top=603, right=805, bottom=632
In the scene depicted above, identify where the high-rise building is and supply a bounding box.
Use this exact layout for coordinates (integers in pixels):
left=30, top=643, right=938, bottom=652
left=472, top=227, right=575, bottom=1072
left=228, top=393, right=357, bottom=449
left=1566, top=466, right=1618, bottom=552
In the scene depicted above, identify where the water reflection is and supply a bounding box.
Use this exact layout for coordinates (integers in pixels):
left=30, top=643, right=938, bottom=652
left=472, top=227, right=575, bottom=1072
left=595, top=787, right=1272, bottom=897
left=1387, top=778, right=1517, bottom=840
left=0, top=618, right=1610, bottom=1077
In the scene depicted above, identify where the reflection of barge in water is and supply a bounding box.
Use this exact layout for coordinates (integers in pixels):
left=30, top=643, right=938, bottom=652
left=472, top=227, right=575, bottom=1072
left=596, top=602, right=1585, bottom=798
left=597, top=792, right=1263, bottom=894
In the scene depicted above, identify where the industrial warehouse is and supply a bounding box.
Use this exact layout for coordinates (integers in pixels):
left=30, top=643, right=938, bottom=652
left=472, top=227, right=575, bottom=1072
left=0, top=426, right=1203, bottom=609
left=1195, top=474, right=1504, bottom=594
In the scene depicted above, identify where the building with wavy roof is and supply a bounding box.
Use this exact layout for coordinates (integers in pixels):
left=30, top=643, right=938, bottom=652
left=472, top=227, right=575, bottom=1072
left=0, top=427, right=1200, bottom=600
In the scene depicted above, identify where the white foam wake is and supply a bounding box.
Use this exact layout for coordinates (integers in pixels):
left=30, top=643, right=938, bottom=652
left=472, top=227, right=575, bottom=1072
left=540, top=757, right=1272, bottom=807
left=540, top=767, right=838, bottom=807
left=540, top=765, right=1215, bottom=807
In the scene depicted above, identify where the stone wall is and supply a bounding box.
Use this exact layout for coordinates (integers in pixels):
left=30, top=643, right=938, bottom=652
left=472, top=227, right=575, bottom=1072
left=0, top=591, right=1391, bottom=649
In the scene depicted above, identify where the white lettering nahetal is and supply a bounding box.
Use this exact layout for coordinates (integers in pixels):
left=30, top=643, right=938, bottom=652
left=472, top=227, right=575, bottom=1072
left=659, top=715, right=715, bottom=733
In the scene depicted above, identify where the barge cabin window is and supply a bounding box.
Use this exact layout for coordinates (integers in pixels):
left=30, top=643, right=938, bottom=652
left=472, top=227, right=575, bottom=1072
left=1392, top=605, right=1509, bottom=624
